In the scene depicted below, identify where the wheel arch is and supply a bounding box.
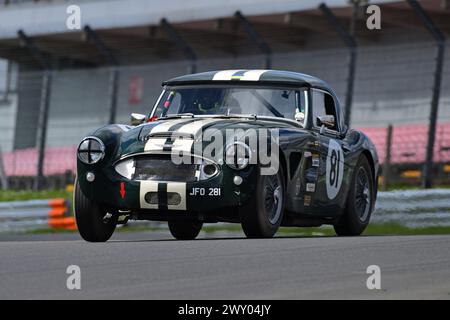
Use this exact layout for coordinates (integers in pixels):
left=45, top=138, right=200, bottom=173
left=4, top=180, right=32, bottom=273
left=360, top=149, right=378, bottom=199
left=278, top=147, right=288, bottom=188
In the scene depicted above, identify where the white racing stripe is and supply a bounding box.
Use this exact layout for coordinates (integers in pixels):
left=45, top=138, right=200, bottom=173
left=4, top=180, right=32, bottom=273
left=171, top=139, right=195, bottom=153
left=171, top=118, right=221, bottom=153
left=167, top=182, right=187, bottom=211
left=139, top=119, right=224, bottom=211
left=176, top=118, right=219, bottom=137
left=150, top=118, right=191, bottom=134
left=144, top=118, right=194, bottom=152
left=212, top=69, right=269, bottom=81
left=240, top=69, right=269, bottom=81
left=144, top=119, right=221, bottom=152
left=212, top=70, right=242, bottom=80
left=139, top=181, right=159, bottom=209
left=139, top=181, right=187, bottom=210
left=145, top=118, right=224, bottom=153
left=144, top=138, right=167, bottom=152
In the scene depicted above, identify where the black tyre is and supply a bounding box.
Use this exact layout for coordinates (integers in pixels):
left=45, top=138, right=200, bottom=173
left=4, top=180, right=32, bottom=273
left=240, top=167, right=285, bottom=238
left=168, top=220, right=203, bottom=240
left=74, top=178, right=116, bottom=242
left=334, top=155, right=374, bottom=236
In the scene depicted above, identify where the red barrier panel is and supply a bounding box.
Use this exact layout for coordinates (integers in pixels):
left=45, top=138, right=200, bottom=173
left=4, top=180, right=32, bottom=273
left=360, top=123, right=450, bottom=165
left=2, top=124, right=450, bottom=175
left=2, top=146, right=77, bottom=177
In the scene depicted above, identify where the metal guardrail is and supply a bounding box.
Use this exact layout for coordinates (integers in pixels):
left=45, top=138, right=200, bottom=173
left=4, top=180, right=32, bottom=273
left=0, top=189, right=449, bottom=233
left=373, top=189, right=450, bottom=228
left=1, top=0, right=47, bottom=6
left=0, top=198, right=75, bottom=232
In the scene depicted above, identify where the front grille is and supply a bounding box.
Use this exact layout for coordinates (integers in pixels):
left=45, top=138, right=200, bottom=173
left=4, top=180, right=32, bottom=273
left=133, top=154, right=198, bottom=182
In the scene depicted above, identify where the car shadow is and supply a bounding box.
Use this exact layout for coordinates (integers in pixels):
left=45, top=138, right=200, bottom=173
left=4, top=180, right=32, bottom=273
left=108, top=234, right=347, bottom=243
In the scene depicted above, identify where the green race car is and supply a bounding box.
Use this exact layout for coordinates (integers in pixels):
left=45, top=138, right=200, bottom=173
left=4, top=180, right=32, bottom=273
left=74, top=69, right=379, bottom=241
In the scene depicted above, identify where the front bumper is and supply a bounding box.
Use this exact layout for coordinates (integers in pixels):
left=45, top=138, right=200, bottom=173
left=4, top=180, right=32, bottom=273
left=77, top=159, right=257, bottom=213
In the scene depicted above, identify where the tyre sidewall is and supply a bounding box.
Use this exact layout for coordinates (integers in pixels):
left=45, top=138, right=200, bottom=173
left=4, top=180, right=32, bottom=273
left=241, top=166, right=285, bottom=238
left=168, top=219, right=203, bottom=240
left=336, top=156, right=374, bottom=235
left=74, top=178, right=116, bottom=242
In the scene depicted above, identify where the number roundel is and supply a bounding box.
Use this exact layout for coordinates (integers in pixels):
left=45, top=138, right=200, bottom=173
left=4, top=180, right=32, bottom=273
left=326, top=139, right=344, bottom=200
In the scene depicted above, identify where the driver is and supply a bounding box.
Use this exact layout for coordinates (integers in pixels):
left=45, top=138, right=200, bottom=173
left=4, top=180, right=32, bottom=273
left=194, top=89, right=224, bottom=114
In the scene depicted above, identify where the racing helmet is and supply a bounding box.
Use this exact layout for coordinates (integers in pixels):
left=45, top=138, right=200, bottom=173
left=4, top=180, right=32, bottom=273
left=195, top=88, right=224, bottom=113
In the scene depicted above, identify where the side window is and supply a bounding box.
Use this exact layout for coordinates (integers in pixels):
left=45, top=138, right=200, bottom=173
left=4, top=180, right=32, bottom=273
left=312, top=90, right=326, bottom=127
left=311, top=90, right=338, bottom=131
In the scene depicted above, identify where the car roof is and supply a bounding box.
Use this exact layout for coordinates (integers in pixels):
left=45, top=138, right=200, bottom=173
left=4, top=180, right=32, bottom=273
left=162, top=69, right=346, bottom=133
left=163, top=69, right=332, bottom=91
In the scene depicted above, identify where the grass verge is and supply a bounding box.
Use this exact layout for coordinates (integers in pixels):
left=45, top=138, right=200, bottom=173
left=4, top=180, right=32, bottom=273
left=0, top=189, right=71, bottom=202
left=3, top=189, right=450, bottom=236
left=202, top=223, right=450, bottom=236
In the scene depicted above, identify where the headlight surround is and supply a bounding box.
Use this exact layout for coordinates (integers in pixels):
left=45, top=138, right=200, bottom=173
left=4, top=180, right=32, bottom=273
left=225, top=141, right=252, bottom=170
left=198, top=161, right=219, bottom=180
left=115, top=158, right=135, bottom=179
left=77, top=136, right=105, bottom=164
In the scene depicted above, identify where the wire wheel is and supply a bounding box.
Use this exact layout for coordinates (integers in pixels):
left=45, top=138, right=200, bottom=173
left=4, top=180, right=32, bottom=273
left=355, top=167, right=371, bottom=222
left=263, top=174, right=283, bottom=225
left=240, top=166, right=285, bottom=238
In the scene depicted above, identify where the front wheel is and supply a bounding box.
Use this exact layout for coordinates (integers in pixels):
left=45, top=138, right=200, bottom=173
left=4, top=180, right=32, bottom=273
left=168, top=220, right=203, bottom=240
left=74, top=178, right=117, bottom=242
left=240, top=167, right=285, bottom=238
left=334, top=155, right=374, bottom=236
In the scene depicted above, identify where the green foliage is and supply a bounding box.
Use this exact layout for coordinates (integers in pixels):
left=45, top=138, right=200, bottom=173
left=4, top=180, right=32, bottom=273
left=0, top=189, right=71, bottom=202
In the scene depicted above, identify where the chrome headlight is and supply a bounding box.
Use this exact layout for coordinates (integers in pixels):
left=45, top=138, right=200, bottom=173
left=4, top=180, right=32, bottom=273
left=225, top=142, right=252, bottom=170
left=77, top=136, right=105, bottom=164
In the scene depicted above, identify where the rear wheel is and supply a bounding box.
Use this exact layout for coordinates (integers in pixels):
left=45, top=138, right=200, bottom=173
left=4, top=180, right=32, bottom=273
left=334, top=155, right=374, bottom=236
left=74, top=178, right=117, bottom=242
left=168, top=220, right=203, bottom=240
left=240, top=168, right=285, bottom=238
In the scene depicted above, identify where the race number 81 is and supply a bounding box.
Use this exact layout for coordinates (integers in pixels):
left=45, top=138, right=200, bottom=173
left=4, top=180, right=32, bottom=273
left=326, top=139, right=344, bottom=200
left=329, top=149, right=340, bottom=188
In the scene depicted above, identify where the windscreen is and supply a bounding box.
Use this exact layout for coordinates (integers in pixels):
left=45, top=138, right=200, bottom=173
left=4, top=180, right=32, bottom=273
left=152, top=86, right=306, bottom=121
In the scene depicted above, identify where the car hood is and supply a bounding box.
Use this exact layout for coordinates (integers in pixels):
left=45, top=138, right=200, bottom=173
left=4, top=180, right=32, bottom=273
left=107, top=117, right=308, bottom=160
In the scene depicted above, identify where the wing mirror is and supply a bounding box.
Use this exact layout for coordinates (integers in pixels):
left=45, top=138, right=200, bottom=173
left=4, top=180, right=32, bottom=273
left=130, top=113, right=146, bottom=126
left=316, top=115, right=335, bottom=132
left=294, top=111, right=305, bottom=122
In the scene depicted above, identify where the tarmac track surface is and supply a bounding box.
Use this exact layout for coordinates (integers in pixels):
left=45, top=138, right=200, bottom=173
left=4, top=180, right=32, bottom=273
left=0, top=233, right=449, bottom=299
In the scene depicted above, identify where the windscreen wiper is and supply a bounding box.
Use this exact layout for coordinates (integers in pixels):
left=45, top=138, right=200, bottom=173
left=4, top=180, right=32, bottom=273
left=250, top=90, right=284, bottom=118
left=221, top=113, right=257, bottom=120
left=159, top=113, right=194, bottom=120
